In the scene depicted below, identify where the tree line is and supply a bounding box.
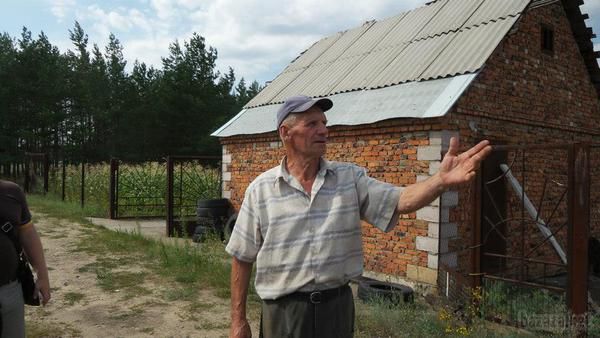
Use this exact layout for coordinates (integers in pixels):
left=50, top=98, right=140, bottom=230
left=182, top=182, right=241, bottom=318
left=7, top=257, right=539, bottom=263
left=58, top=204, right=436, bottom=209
left=0, top=22, right=262, bottom=164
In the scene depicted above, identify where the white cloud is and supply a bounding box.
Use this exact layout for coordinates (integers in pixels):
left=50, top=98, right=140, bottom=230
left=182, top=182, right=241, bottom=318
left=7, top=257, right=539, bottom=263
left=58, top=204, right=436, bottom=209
left=176, top=0, right=205, bottom=10
left=49, top=0, right=76, bottom=22
left=125, top=36, right=174, bottom=68
left=53, top=37, right=75, bottom=55
left=581, top=1, right=600, bottom=13
left=83, top=5, right=153, bottom=34
left=150, top=0, right=179, bottom=20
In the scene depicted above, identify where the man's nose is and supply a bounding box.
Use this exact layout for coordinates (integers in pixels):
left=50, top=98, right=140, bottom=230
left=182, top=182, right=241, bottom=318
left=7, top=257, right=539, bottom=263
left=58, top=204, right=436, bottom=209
left=318, top=123, right=328, bottom=136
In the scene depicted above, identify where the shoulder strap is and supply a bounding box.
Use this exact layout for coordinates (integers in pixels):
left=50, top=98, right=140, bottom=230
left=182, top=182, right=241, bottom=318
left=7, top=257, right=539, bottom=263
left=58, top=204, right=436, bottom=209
left=0, top=191, right=26, bottom=253
left=0, top=219, right=23, bottom=254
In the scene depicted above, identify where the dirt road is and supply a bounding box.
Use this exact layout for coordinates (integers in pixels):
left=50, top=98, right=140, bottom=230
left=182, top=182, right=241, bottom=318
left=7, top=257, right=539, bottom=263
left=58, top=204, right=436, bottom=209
left=25, top=214, right=254, bottom=338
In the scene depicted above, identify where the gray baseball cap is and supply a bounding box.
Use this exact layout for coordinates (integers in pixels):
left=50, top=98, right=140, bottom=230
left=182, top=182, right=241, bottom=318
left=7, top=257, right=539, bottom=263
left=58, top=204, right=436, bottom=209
left=276, top=95, right=333, bottom=128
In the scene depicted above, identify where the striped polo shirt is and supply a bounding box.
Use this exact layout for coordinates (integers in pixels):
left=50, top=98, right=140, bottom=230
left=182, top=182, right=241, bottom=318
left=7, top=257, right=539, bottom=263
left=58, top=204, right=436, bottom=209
left=225, top=157, right=401, bottom=300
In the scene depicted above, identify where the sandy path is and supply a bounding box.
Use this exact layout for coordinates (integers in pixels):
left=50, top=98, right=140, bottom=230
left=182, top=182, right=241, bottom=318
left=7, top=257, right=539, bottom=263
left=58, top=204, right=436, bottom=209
left=24, top=213, right=256, bottom=338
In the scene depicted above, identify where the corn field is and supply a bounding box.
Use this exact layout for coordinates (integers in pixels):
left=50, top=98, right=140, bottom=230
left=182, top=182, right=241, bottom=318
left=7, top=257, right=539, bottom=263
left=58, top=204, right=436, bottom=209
left=47, top=161, right=221, bottom=218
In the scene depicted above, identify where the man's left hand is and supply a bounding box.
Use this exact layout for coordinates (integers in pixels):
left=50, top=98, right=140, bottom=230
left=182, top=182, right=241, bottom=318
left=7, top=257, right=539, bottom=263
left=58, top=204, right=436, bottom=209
left=35, top=275, right=51, bottom=305
left=438, top=137, right=492, bottom=188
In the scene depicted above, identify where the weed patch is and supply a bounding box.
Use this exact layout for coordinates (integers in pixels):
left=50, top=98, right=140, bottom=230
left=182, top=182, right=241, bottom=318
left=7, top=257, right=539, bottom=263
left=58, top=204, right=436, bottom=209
left=163, top=286, right=197, bottom=302
left=26, top=320, right=82, bottom=338
left=355, top=296, right=445, bottom=338
left=63, top=292, right=85, bottom=306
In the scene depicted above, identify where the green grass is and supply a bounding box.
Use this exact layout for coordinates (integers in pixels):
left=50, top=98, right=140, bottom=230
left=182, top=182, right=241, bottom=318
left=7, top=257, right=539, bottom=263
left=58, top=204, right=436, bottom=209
left=27, top=194, right=97, bottom=224
left=63, top=292, right=85, bottom=306
left=194, top=321, right=230, bottom=330
left=108, top=304, right=146, bottom=320
left=140, top=327, right=154, bottom=334
left=590, top=313, right=600, bottom=337
left=355, top=297, right=446, bottom=337
left=355, top=294, right=537, bottom=338
left=481, top=279, right=568, bottom=335
left=179, top=300, right=220, bottom=321
left=79, top=228, right=235, bottom=299
left=26, top=320, right=82, bottom=338
left=163, top=286, right=198, bottom=302
left=77, top=259, right=120, bottom=273
left=96, top=270, right=148, bottom=292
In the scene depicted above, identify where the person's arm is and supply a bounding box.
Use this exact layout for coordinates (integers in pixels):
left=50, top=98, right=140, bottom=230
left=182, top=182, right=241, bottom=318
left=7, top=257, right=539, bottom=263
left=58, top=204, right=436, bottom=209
left=19, top=224, right=51, bottom=305
left=397, top=137, right=491, bottom=214
left=230, top=256, right=253, bottom=338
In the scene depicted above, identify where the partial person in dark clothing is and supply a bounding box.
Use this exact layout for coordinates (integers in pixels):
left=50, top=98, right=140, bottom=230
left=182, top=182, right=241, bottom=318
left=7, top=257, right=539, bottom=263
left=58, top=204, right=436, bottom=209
left=0, top=179, right=51, bottom=338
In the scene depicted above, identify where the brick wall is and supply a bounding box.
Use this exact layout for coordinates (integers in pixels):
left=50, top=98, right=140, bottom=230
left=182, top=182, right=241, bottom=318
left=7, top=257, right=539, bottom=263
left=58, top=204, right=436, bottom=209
left=218, top=2, right=600, bottom=293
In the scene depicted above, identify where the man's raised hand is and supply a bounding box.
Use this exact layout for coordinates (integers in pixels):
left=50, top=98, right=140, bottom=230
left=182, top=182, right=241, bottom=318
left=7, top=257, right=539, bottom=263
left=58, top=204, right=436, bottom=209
left=438, top=137, right=492, bottom=189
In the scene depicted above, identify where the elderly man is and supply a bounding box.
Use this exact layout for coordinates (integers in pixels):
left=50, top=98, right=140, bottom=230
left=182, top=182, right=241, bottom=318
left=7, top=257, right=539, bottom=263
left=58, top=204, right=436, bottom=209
left=226, top=95, right=491, bottom=338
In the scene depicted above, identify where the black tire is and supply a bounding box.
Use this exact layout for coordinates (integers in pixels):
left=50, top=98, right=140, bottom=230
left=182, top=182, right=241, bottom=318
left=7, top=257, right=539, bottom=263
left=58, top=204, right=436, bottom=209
left=197, top=199, right=231, bottom=217
left=196, top=206, right=230, bottom=217
left=192, top=225, right=211, bottom=243
left=196, top=216, right=214, bottom=227
left=357, top=280, right=414, bottom=305
left=196, top=208, right=211, bottom=218
left=224, top=213, right=238, bottom=240
left=197, top=198, right=231, bottom=208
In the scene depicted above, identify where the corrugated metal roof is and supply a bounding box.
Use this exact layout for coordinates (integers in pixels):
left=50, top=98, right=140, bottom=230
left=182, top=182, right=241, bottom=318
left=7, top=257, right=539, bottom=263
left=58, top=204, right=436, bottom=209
left=414, top=0, right=484, bottom=40
left=331, top=44, right=410, bottom=93
left=420, top=16, right=518, bottom=80
left=368, top=33, right=455, bottom=88
left=284, top=33, right=341, bottom=72
left=212, top=73, right=477, bottom=137
left=271, top=62, right=332, bottom=102
left=465, top=0, right=530, bottom=26
left=340, top=14, right=406, bottom=57
left=301, top=55, right=363, bottom=97
left=375, top=1, right=446, bottom=49
left=219, top=0, right=532, bottom=137
left=312, top=22, right=374, bottom=64
left=244, top=68, right=304, bottom=107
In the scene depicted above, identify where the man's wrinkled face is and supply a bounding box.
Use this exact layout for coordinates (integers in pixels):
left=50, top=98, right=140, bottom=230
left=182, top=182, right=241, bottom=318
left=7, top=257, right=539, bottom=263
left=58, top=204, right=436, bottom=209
left=282, top=107, right=328, bottom=158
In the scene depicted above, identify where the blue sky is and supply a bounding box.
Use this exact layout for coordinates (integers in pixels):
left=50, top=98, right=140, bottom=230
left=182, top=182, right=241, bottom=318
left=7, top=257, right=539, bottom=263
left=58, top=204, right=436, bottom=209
left=1, top=0, right=599, bottom=85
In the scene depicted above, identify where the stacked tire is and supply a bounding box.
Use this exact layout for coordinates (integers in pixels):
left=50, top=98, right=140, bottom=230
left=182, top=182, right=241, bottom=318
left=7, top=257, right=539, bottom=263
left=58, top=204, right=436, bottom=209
left=357, top=279, right=414, bottom=305
left=194, top=198, right=231, bottom=242
left=224, top=213, right=237, bottom=240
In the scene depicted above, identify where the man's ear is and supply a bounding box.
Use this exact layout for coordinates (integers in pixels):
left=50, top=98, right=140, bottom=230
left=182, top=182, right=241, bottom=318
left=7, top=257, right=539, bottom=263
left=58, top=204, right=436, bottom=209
left=279, top=125, right=290, bottom=140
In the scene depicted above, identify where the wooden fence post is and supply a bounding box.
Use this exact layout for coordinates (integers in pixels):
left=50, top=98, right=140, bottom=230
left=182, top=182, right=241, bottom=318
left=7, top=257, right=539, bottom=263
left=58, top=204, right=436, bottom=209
left=166, top=156, right=174, bottom=237
left=81, top=162, right=85, bottom=208
left=61, top=160, right=66, bottom=201
left=567, top=143, right=589, bottom=337
left=109, top=159, right=118, bottom=219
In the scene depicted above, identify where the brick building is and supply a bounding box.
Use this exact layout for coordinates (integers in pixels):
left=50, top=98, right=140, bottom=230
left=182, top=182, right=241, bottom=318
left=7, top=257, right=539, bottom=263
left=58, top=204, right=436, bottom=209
left=212, top=0, right=600, bottom=295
